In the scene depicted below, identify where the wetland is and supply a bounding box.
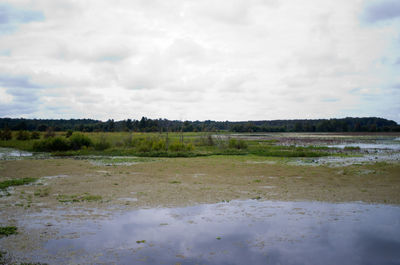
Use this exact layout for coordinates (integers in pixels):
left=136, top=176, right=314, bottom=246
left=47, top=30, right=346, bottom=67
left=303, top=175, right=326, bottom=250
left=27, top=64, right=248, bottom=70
left=0, top=132, right=399, bottom=264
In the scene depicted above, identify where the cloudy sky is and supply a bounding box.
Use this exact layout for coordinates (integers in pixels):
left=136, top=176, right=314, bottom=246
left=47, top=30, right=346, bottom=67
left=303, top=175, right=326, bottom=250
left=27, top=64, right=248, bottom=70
left=0, top=0, right=399, bottom=122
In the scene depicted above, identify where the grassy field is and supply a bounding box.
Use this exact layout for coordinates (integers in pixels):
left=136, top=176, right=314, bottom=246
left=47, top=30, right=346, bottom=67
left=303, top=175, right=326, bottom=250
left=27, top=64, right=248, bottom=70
left=0, top=131, right=345, bottom=158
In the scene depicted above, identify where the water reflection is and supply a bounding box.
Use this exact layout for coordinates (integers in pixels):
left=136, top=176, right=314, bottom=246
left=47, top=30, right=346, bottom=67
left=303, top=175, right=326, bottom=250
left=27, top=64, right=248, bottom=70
left=23, top=201, right=400, bottom=264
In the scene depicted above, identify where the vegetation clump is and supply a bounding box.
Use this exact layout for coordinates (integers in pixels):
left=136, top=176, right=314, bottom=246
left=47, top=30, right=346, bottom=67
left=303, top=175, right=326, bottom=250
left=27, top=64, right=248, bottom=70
left=0, top=127, right=12, bottom=140
left=0, top=226, right=17, bottom=236
left=16, top=131, right=31, bottom=141
left=0, top=178, right=37, bottom=190
left=30, top=131, right=41, bottom=140
left=69, top=133, right=93, bottom=150
left=344, top=146, right=361, bottom=151
left=33, top=133, right=92, bottom=152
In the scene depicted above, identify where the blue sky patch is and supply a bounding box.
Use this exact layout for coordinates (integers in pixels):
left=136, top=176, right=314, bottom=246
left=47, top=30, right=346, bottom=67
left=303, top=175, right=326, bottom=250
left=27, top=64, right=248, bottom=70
left=362, top=0, right=400, bottom=24
left=0, top=75, right=41, bottom=89
left=0, top=3, right=44, bottom=34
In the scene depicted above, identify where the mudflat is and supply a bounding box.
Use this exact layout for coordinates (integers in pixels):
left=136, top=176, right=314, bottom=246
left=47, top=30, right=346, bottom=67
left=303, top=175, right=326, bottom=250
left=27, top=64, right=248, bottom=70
left=1, top=156, right=399, bottom=214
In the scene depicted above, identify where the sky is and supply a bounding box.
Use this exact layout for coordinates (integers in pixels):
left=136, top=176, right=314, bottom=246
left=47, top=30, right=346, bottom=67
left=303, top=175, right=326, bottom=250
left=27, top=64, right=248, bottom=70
left=0, top=0, right=399, bottom=122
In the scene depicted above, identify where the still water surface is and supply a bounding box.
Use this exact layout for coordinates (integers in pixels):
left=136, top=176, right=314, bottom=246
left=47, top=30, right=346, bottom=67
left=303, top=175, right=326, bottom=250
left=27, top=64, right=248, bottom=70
left=18, top=200, right=400, bottom=265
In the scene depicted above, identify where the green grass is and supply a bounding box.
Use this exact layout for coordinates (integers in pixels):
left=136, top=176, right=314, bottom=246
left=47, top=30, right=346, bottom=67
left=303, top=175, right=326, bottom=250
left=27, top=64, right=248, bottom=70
left=0, top=139, right=36, bottom=151
left=0, top=226, right=17, bottom=236
left=0, top=178, right=37, bottom=190
left=0, top=131, right=362, bottom=159
left=249, top=148, right=329, bottom=157
left=81, top=194, right=102, bottom=202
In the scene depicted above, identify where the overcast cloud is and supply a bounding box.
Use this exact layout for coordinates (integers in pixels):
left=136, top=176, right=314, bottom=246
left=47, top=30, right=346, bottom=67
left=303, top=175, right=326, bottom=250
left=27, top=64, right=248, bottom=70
left=0, top=0, right=399, bottom=122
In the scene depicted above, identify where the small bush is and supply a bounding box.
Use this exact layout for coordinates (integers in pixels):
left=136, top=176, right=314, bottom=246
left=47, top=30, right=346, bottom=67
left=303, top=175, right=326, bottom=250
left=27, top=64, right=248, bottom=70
left=168, top=142, right=187, bottom=152
left=175, top=142, right=193, bottom=151
left=33, top=137, right=70, bottom=152
left=135, top=137, right=166, bottom=152
left=30, top=131, right=41, bottom=139
left=16, top=130, right=30, bottom=140
left=49, top=137, right=70, bottom=151
left=152, top=139, right=166, bottom=151
left=65, top=130, right=73, bottom=138
left=0, top=128, right=12, bottom=140
left=69, top=133, right=93, bottom=150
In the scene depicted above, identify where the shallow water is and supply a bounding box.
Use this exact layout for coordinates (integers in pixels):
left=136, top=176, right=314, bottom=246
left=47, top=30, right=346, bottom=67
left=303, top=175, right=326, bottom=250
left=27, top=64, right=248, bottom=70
left=10, top=200, right=400, bottom=265
left=329, top=142, right=400, bottom=150
left=0, top=147, right=32, bottom=159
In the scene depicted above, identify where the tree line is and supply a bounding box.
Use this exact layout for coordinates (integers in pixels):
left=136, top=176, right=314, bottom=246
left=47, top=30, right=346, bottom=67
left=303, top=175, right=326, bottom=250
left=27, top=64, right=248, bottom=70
left=0, top=117, right=399, bottom=133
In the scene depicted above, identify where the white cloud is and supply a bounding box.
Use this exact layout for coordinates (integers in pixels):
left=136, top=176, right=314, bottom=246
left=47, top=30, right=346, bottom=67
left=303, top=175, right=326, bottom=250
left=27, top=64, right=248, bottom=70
left=0, top=0, right=399, bottom=122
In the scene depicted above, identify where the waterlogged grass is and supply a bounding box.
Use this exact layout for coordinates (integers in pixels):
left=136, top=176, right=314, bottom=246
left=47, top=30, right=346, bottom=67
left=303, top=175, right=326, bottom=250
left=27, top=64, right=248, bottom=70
left=0, top=178, right=37, bottom=190
left=0, top=226, right=17, bottom=236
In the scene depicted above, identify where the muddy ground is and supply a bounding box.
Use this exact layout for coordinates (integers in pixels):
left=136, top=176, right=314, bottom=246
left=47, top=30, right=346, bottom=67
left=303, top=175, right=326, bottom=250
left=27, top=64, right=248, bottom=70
left=1, top=156, right=399, bottom=214
left=0, top=155, right=399, bottom=263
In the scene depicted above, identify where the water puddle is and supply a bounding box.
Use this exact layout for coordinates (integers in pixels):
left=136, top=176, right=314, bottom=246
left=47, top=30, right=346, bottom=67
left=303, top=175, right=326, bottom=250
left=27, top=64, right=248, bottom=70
left=6, top=200, right=400, bottom=265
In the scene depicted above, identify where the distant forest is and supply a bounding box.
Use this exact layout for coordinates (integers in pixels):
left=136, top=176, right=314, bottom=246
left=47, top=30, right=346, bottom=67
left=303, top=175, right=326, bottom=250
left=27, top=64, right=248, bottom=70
left=0, top=117, right=400, bottom=132
left=0, top=117, right=399, bottom=133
